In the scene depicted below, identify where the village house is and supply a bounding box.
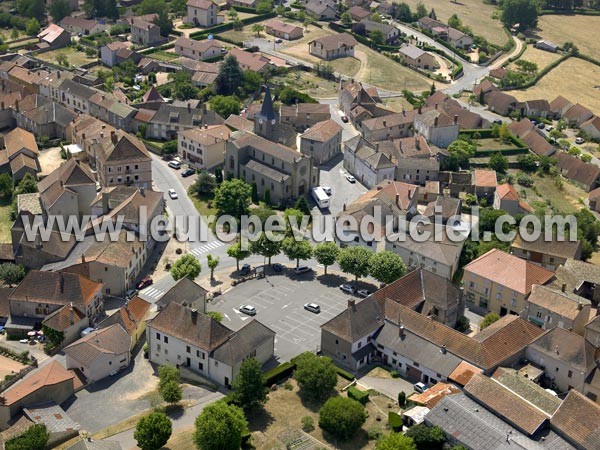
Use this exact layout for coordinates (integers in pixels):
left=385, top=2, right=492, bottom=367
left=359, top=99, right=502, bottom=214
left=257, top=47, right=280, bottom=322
left=130, top=14, right=164, bottom=47
left=581, top=115, right=600, bottom=139
left=309, top=33, right=357, bottom=60
left=360, top=19, right=399, bottom=43
left=299, top=119, right=343, bottom=165
left=589, top=187, right=600, bottom=213
left=524, top=284, right=592, bottom=335
left=462, top=248, right=555, bottom=316
left=508, top=118, right=555, bottom=156
left=521, top=99, right=552, bottom=119
left=264, top=19, right=303, bottom=40
left=446, top=28, right=473, bottom=49
left=42, top=304, right=89, bottom=348
left=185, top=0, right=223, bottom=27
left=360, top=111, right=417, bottom=142
left=64, top=324, right=131, bottom=382
left=100, top=42, right=133, bottom=67
left=279, top=103, right=331, bottom=131
left=178, top=124, right=231, bottom=170
left=397, top=44, right=437, bottom=70
left=472, top=168, right=497, bottom=202
left=37, top=24, right=71, bottom=50
left=156, top=277, right=208, bottom=312
left=413, top=109, right=459, bottom=148
left=0, top=127, right=40, bottom=182
left=511, top=234, right=582, bottom=271
left=485, top=91, right=520, bottom=116
left=348, top=5, right=370, bottom=21
left=174, top=37, right=223, bottom=61
left=305, top=0, right=337, bottom=20
left=549, top=95, right=574, bottom=119
left=493, top=183, right=533, bottom=215
left=147, top=303, right=275, bottom=387
left=555, top=152, right=600, bottom=192
left=228, top=48, right=271, bottom=73
left=60, top=16, right=105, bottom=35
left=563, top=103, right=594, bottom=127
left=226, top=0, right=257, bottom=7
left=135, top=103, right=224, bottom=140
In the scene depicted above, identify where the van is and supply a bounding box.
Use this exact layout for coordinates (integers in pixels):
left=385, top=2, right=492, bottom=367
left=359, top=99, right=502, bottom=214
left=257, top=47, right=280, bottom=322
left=168, top=160, right=181, bottom=169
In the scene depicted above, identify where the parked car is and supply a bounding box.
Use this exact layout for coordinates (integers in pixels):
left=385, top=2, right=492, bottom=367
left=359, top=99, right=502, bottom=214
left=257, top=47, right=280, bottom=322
left=272, top=263, right=283, bottom=272
left=537, top=123, right=546, bottom=129
left=575, top=137, right=585, bottom=144
left=546, top=125, right=554, bottom=131
left=493, top=119, right=503, bottom=125
left=275, top=38, right=282, bottom=43
left=340, top=283, right=355, bottom=294
left=240, top=264, right=251, bottom=275
left=294, top=266, right=311, bottom=275
left=414, top=382, right=427, bottom=393
left=239, top=305, right=256, bottom=316
left=182, top=168, right=195, bottom=177
left=321, top=186, right=332, bottom=195
left=168, top=160, right=181, bottom=169
left=357, top=289, right=371, bottom=298
left=346, top=174, right=356, bottom=183
left=341, top=115, right=349, bottom=123
left=168, top=189, right=178, bottom=199
left=304, top=303, right=321, bottom=313
left=137, top=277, right=153, bottom=290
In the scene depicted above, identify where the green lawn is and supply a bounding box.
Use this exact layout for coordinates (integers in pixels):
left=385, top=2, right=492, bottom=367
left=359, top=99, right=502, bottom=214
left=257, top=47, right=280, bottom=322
left=475, top=138, right=520, bottom=152
left=189, top=191, right=217, bottom=219
left=36, top=47, right=98, bottom=68
left=148, top=51, right=179, bottom=62
left=0, top=203, right=13, bottom=243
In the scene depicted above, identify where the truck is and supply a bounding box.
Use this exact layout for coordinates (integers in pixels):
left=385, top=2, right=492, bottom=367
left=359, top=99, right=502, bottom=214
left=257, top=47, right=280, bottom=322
left=312, top=187, right=330, bottom=209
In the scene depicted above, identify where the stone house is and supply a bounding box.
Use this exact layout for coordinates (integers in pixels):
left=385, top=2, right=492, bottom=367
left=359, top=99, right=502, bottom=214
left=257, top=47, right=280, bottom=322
left=178, top=124, right=231, bottom=170
left=309, top=33, right=357, bottom=60
left=184, top=0, right=223, bottom=27
left=299, top=119, right=342, bottom=165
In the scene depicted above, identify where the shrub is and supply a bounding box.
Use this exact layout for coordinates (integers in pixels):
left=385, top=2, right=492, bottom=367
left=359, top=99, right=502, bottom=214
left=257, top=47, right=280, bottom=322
left=405, top=424, right=446, bottom=450
left=319, top=397, right=366, bottom=440
left=517, top=173, right=534, bottom=187
left=398, top=391, right=406, bottom=407
left=334, top=365, right=354, bottom=381
left=390, top=370, right=401, bottom=378
left=388, top=411, right=403, bottom=431
left=347, top=386, right=369, bottom=405
left=263, top=361, right=295, bottom=386
left=367, top=427, right=383, bottom=440
left=301, top=415, right=314, bottom=432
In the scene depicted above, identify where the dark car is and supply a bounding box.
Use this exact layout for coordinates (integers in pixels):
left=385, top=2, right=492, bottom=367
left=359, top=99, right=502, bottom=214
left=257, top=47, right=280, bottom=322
left=493, top=119, right=503, bottom=125
left=137, top=276, right=153, bottom=290
left=341, top=115, right=349, bottom=123
left=272, top=263, right=283, bottom=272
left=537, top=123, right=546, bottom=129
left=240, top=264, right=251, bottom=276
left=182, top=168, right=195, bottom=177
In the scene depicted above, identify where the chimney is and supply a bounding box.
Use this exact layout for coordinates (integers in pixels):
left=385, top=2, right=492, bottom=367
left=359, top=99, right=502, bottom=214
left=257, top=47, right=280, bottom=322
left=81, top=254, right=86, bottom=263
left=441, top=344, right=447, bottom=354
left=102, top=124, right=105, bottom=129
left=111, top=130, right=117, bottom=145
left=375, top=142, right=379, bottom=152
left=399, top=324, right=405, bottom=337
left=402, top=109, right=406, bottom=116
left=395, top=193, right=400, bottom=206
left=82, top=133, right=86, bottom=141
left=383, top=120, right=387, bottom=127
left=15, top=100, right=19, bottom=112
left=140, top=187, right=145, bottom=196
left=578, top=302, right=583, bottom=310
left=100, top=131, right=104, bottom=139
left=204, top=123, right=208, bottom=129
left=434, top=103, right=438, bottom=110
left=555, top=345, right=560, bottom=355
left=418, top=106, right=422, bottom=114
left=348, top=299, right=356, bottom=310
left=343, top=202, right=347, bottom=211
left=561, top=283, right=567, bottom=293
left=434, top=116, right=438, bottom=127
left=60, top=273, right=65, bottom=293
left=191, top=308, right=198, bottom=323
left=57, top=71, right=61, bottom=79
left=453, top=114, right=458, bottom=125
left=187, top=102, right=191, bottom=111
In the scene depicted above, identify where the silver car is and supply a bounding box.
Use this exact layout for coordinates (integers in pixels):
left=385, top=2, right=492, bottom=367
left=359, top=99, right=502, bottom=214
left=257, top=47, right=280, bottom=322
left=239, top=305, right=256, bottom=316
left=304, top=303, right=321, bottom=313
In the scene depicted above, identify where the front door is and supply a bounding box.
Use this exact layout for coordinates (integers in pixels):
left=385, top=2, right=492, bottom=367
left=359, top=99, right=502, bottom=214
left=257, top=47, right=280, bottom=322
left=500, top=307, right=508, bottom=316
left=186, top=357, right=191, bottom=367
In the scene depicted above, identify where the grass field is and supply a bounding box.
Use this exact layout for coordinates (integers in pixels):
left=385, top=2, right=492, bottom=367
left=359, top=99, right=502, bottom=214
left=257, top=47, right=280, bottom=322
left=514, top=171, right=587, bottom=214
left=272, top=71, right=339, bottom=98
left=508, top=45, right=562, bottom=71
left=476, top=138, right=520, bottom=151
left=506, top=58, right=600, bottom=115
left=400, top=0, right=506, bottom=46
left=534, top=14, right=600, bottom=58
left=36, top=47, right=97, bottom=68
left=0, top=203, right=12, bottom=243
left=220, top=25, right=257, bottom=43
left=383, top=96, right=414, bottom=112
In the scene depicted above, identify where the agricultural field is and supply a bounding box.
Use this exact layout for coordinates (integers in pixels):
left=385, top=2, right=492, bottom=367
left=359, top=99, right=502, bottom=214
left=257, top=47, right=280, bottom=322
left=534, top=14, right=600, bottom=58
left=36, top=47, right=98, bottom=68
left=506, top=58, right=600, bottom=115
left=400, top=0, right=507, bottom=46
left=508, top=45, right=562, bottom=71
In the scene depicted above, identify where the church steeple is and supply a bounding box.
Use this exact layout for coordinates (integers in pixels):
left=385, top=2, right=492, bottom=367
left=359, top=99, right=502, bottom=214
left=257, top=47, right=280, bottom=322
left=254, top=85, right=278, bottom=139
left=260, top=85, right=276, bottom=121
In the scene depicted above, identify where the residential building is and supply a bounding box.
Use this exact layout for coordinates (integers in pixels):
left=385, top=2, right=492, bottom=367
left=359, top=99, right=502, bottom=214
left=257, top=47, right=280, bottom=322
left=100, top=42, right=133, bottom=67
left=551, top=258, right=600, bottom=307
left=447, top=28, right=473, bottom=49
left=462, top=248, right=555, bottom=316
left=535, top=40, right=559, bottom=52
left=305, top=0, right=337, bottom=20
left=155, top=277, right=208, bottom=312
left=555, top=152, right=600, bottom=191
left=563, top=103, right=594, bottom=127
left=511, top=234, right=582, bottom=271
left=147, top=303, right=275, bottom=387
left=509, top=118, right=555, bottom=156
left=228, top=47, right=271, bottom=73
left=23, top=403, right=80, bottom=448
left=348, top=5, right=370, bottom=20
left=64, top=439, right=122, bottom=450
left=338, top=81, right=392, bottom=125
left=299, top=119, right=342, bottom=165
left=130, top=15, right=163, bottom=47
left=413, top=109, right=459, bottom=148
left=41, top=304, right=89, bottom=348
left=493, top=183, right=533, bottom=215
left=485, top=91, right=520, bottom=116
left=417, top=16, right=445, bottom=31
left=136, top=103, right=224, bottom=140
left=397, top=44, right=437, bottom=70
left=550, top=390, right=600, bottom=449
left=581, top=115, right=600, bottom=139
left=279, top=103, right=331, bottom=131
left=99, top=296, right=151, bottom=349
left=521, top=99, right=552, bottom=119
left=472, top=168, right=497, bottom=202
left=524, top=284, right=592, bottom=335
left=227, top=0, right=257, bottom=7
left=60, top=16, right=105, bottom=35
left=550, top=95, right=574, bottom=119
left=263, top=19, right=303, bottom=40
left=589, top=187, right=600, bottom=212
left=37, top=24, right=71, bottom=50
left=309, top=33, right=357, bottom=60
left=185, top=0, right=223, bottom=27
left=342, top=136, right=397, bottom=188
left=178, top=124, right=231, bottom=170
left=174, top=37, right=223, bottom=61
left=0, top=361, right=75, bottom=430
left=360, top=19, right=399, bottom=43
left=64, top=324, right=131, bottom=382
left=0, top=127, right=40, bottom=182
left=5, top=271, right=103, bottom=336
left=58, top=78, right=95, bottom=114
left=360, top=111, right=417, bottom=142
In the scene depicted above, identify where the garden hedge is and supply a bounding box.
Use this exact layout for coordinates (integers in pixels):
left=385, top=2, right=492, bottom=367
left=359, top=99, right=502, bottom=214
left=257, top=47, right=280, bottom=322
left=347, top=386, right=369, bottom=404
left=263, top=361, right=295, bottom=385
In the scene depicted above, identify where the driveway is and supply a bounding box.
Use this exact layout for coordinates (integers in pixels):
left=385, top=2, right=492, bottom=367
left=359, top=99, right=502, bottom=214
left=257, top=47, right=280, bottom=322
left=358, top=373, right=416, bottom=400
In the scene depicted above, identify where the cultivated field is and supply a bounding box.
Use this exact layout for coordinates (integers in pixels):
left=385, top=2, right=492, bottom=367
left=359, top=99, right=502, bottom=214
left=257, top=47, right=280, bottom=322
left=534, top=14, right=600, bottom=57
left=506, top=58, right=600, bottom=115
left=400, top=0, right=507, bottom=46
left=508, top=45, right=562, bottom=71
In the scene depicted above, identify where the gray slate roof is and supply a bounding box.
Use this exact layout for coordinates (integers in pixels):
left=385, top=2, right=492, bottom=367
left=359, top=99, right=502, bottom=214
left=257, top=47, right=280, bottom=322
left=212, top=319, right=275, bottom=366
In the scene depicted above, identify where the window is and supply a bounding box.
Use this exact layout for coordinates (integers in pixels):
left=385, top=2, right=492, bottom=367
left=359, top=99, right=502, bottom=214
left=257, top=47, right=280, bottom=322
left=479, top=297, right=488, bottom=309
left=164, top=336, right=169, bottom=343
left=414, top=362, right=419, bottom=367
left=199, top=362, right=204, bottom=370
left=186, top=346, right=191, bottom=353
left=568, top=370, right=573, bottom=378
left=156, top=332, right=161, bottom=340
left=335, top=339, right=339, bottom=345
left=358, top=341, right=362, bottom=349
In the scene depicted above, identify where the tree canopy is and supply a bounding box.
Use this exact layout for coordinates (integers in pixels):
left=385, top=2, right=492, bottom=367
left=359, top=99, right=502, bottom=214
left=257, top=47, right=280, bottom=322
left=281, top=237, right=313, bottom=268
left=216, top=55, right=244, bottom=95
left=134, top=412, right=172, bottom=450
left=293, top=352, right=337, bottom=401
left=318, top=397, right=366, bottom=440
left=232, top=357, right=268, bottom=410
left=193, top=401, right=248, bottom=450
left=405, top=424, right=446, bottom=450
left=213, top=179, right=252, bottom=219
left=5, top=425, right=49, bottom=450
left=0, top=263, right=26, bottom=286
left=501, top=0, right=539, bottom=30
left=209, top=95, right=241, bottom=118
left=49, top=0, right=71, bottom=22
left=368, top=251, right=407, bottom=285
left=375, top=433, right=417, bottom=450
left=337, top=246, right=373, bottom=281
left=227, top=241, right=251, bottom=271
left=313, top=242, right=340, bottom=275
left=170, top=254, right=201, bottom=280
left=250, top=232, right=282, bottom=264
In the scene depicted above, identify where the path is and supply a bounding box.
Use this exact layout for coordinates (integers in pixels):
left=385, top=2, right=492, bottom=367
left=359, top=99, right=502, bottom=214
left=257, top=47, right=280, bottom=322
left=489, top=35, right=524, bottom=71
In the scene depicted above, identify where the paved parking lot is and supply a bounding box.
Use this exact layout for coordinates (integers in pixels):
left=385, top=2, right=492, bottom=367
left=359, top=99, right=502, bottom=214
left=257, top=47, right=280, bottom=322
left=209, top=272, right=355, bottom=362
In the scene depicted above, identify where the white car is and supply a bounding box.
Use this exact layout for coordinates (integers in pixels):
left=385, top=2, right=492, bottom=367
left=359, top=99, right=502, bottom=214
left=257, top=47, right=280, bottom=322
left=304, top=303, right=321, bottom=313
left=414, top=382, right=427, bottom=393
left=575, top=137, right=585, bottom=144
left=168, top=189, right=178, bottom=199
left=239, top=305, right=256, bottom=316
left=346, top=174, right=356, bottom=183
left=340, top=283, right=355, bottom=294
left=294, top=266, right=312, bottom=275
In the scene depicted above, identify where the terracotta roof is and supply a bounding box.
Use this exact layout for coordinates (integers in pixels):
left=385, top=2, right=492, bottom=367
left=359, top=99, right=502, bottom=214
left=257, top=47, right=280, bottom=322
left=38, top=159, right=95, bottom=207
left=300, top=119, right=342, bottom=142
left=228, top=47, right=270, bottom=72
left=4, top=127, right=38, bottom=158
left=64, top=324, right=130, bottom=367
left=179, top=124, right=230, bottom=145
left=550, top=95, right=573, bottom=115
left=551, top=390, right=600, bottom=449
left=583, top=115, right=600, bottom=132
left=496, top=183, right=519, bottom=201
left=309, top=33, right=357, bottom=51
left=473, top=169, right=497, bottom=187
left=264, top=19, right=302, bottom=34
left=60, top=16, right=100, bottom=31
left=97, top=131, right=150, bottom=163
left=187, top=0, right=215, bottom=9
left=0, top=361, right=74, bottom=405
left=362, top=110, right=420, bottom=131
left=485, top=91, right=518, bottom=112
left=149, top=302, right=233, bottom=351
left=38, top=24, right=68, bottom=44
left=0, top=287, right=12, bottom=318
left=464, top=373, right=549, bottom=435
left=409, top=382, right=460, bottom=408
left=464, top=249, right=555, bottom=295
left=511, top=233, right=582, bottom=260
left=556, top=152, right=600, bottom=188
left=473, top=79, right=498, bottom=97
left=42, top=304, right=87, bottom=332
left=563, top=103, right=593, bottom=124
left=141, top=86, right=163, bottom=103
left=448, top=360, right=482, bottom=386
left=82, top=230, right=145, bottom=268
left=99, top=296, right=150, bottom=336
left=10, top=270, right=102, bottom=308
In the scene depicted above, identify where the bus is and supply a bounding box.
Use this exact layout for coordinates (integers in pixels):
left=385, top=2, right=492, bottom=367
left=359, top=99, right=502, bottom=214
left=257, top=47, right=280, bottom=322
left=312, top=187, right=330, bottom=209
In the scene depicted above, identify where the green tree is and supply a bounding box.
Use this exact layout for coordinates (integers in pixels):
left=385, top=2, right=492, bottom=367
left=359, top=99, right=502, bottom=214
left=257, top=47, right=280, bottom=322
left=517, top=153, right=539, bottom=172
left=294, top=196, right=311, bottom=215
left=216, top=54, right=244, bottom=96
left=49, top=0, right=71, bottom=22
left=207, top=254, right=219, bottom=280
left=158, top=364, right=179, bottom=390
left=168, top=71, right=198, bottom=100
left=448, top=13, right=461, bottom=28
left=480, top=312, right=500, bottom=329
left=294, top=352, right=337, bottom=401
left=338, top=246, right=373, bottom=282
left=228, top=6, right=238, bottom=18
left=405, top=424, right=446, bottom=450
left=18, top=0, right=45, bottom=20
left=193, top=401, right=247, bottom=450
left=160, top=379, right=182, bottom=405
left=281, top=237, right=312, bottom=268
left=581, top=153, right=592, bottom=163
left=489, top=152, right=509, bottom=174
left=209, top=95, right=241, bottom=118
left=368, top=251, right=406, bottom=284
left=0, top=263, right=26, bottom=286
left=395, top=2, right=413, bottom=22
left=313, top=242, right=340, bottom=275
left=242, top=70, right=261, bottom=95
left=252, top=23, right=265, bottom=36
left=443, top=139, right=476, bottom=171
left=25, top=17, right=40, bottom=36
left=251, top=182, right=259, bottom=203
left=227, top=242, right=251, bottom=271
left=153, top=9, right=174, bottom=37
left=171, top=254, right=201, bottom=280
left=0, top=173, right=13, bottom=200
left=192, top=171, right=216, bottom=195
left=214, top=179, right=252, bottom=218
left=5, top=424, right=49, bottom=450
left=369, top=29, right=385, bottom=45
left=416, top=1, right=427, bottom=18
left=207, top=311, right=223, bottom=322
left=375, top=433, right=417, bottom=450
left=397, top=391, right=406, bottom=407
left=341, top=11, right=352, bottom=26
left=250, top=232, right=282, bottom=265
left=319, top=397, right=366, bottom=440
left=264, top=188, right=271, bottom=205
left=41, top=324, right=64, bottom=347
left=256, top=0, right=273, bottom=13
left=15, top=173, right=38, bottom=195
left=232, top=357, right=268, bottom=410
left=501, top=0, right=539, bottom=30
left=514, top=59, right=538, bottom=76
left=134, top=412, right=172, bottom=450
